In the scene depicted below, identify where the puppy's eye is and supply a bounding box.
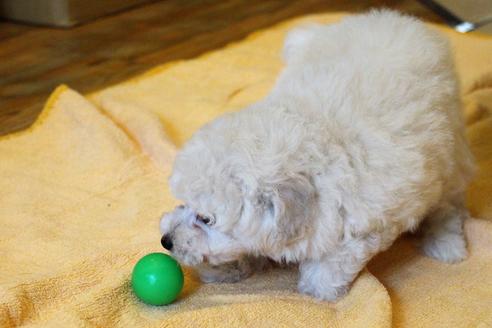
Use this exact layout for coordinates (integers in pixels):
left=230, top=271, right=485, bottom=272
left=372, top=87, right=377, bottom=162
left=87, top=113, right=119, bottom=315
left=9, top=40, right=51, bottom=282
left=197, top=214, right=213, bottom=225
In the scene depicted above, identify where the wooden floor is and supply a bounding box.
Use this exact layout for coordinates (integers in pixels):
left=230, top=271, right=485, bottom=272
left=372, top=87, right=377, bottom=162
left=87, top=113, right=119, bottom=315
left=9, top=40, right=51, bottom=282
left=0, top=0, right=440, bottom=135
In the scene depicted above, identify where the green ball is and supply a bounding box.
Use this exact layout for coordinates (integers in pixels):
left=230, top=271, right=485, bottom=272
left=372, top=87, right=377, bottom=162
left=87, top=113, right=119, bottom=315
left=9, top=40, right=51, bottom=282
left=131, top=253, right=184, bottom=305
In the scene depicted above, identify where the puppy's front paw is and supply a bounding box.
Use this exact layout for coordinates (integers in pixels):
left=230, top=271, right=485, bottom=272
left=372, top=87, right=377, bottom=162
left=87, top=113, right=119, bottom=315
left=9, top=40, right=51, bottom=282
left=298, top=259, right=356, bottom=302
left=197, top=259, right=252, bottom=283
left=298, top=279, right=349, bottom=302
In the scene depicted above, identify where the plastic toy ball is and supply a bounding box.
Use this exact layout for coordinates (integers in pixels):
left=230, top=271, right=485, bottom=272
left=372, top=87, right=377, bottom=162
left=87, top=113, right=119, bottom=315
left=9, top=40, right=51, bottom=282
left=131, top=253, right=184, bottom=305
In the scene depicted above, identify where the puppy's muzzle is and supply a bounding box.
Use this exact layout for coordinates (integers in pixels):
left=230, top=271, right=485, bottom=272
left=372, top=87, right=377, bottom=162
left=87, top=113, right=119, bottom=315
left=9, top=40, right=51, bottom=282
left=161, top=234, right=174, bottom=251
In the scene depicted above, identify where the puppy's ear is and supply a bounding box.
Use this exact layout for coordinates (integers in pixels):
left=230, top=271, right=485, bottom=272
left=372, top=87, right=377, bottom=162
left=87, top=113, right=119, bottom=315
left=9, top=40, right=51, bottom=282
left=261, top=174, right=316, bottom=244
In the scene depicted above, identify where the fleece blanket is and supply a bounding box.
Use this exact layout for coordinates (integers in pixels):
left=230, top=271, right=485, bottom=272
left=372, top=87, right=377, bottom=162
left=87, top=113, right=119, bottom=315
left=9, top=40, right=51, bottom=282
left=1, top=13, right=491, bottom=328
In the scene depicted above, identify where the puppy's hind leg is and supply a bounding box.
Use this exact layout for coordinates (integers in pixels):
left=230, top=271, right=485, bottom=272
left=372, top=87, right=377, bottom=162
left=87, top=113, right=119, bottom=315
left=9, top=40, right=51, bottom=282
left=419, top=198, right=468, bottom=263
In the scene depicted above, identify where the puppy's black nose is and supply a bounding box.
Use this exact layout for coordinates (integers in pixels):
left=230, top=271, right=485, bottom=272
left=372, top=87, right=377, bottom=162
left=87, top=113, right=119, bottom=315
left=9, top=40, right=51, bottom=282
left=161, top=234, right=173, bottom=251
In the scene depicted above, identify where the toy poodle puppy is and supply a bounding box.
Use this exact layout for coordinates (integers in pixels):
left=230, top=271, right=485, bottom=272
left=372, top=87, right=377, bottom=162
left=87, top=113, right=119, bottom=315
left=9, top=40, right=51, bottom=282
left=160, top=10, right=475, bottom=301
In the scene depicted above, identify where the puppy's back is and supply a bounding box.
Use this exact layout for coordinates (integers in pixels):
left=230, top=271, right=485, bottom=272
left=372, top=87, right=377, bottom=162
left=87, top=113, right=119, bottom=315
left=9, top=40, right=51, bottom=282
left=276, top=10, right=458, bottom=132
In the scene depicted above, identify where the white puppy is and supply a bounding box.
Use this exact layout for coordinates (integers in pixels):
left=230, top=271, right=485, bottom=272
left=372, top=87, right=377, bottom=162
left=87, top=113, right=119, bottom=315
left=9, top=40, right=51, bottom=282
left=160, top=10, right=475, bottom=301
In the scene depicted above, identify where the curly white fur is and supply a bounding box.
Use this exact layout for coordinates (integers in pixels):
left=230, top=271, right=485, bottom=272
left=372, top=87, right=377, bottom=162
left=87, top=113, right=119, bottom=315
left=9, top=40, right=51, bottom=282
left=160, top=10, right=475, bottom=301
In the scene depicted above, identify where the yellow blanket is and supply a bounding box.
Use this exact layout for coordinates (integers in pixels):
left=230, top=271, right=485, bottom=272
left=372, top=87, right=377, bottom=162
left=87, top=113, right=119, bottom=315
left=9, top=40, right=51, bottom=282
left=1, top=13, right=491, bottom=327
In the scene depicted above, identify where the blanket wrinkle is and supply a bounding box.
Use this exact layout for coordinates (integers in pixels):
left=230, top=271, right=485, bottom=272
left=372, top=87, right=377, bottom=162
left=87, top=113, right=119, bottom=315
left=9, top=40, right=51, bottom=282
left=1, top=12, right=492, bottom=328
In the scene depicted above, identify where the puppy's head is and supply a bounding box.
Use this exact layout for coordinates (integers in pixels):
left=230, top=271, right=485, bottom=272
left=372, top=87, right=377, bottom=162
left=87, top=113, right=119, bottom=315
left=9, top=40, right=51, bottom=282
left=160, top=205, right=245, bottom=266
left=160, top=113, right=316, bottom=266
